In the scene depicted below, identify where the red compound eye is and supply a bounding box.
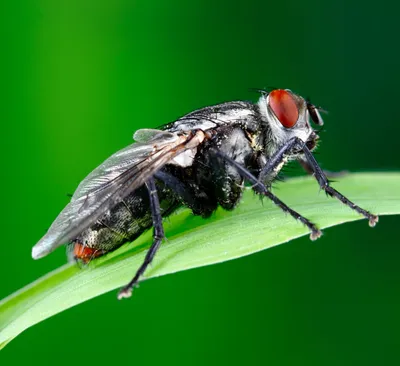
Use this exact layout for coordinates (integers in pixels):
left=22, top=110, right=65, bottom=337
left=269, top=89, right=299, bottom=128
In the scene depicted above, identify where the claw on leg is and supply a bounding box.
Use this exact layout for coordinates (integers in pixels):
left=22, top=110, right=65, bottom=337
left=310, top=229, right=323, bottom=241
left=118, top=287, right=133, bottom=300
left=369, top=215, right=379, bottom=227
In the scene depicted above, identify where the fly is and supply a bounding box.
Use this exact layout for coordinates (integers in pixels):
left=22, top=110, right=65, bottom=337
left=32, top=89, right=379, bottom=299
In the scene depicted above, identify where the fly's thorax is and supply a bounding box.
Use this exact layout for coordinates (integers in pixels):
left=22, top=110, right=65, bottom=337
left=217, top=127, right=254, bottom=164
left=257, top=90, right=314, bottom=157
left=168, top=101, right=258, bottom=133
left=167, top=102, right=260, bottom=169
left=196, top=126, right=254, bottom=211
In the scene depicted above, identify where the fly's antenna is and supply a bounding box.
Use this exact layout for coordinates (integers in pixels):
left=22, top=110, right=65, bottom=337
left=306, top=96, right=327, bottom=127
left=306, top=96, right=329, bottom=114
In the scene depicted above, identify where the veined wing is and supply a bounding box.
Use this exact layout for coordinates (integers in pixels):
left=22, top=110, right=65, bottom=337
left=32, top=129, right=205, bottom=259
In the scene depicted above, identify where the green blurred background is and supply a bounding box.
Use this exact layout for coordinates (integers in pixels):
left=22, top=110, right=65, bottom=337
left=2, top=0, right=400, bottom=364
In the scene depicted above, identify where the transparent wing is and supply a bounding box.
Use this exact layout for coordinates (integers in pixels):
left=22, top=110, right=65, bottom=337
left=133, top=129, right=175, bottom=143
left=32, top=130, right=198, bottom=259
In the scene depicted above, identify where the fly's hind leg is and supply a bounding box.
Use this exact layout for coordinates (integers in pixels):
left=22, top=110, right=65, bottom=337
left=213, top=150, right=322, bottom=240
left=118, top=177, right=165, bottom=299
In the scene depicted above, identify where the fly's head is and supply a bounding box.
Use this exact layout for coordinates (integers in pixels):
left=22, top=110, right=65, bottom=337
left=257, top=89, right=324, bottom=155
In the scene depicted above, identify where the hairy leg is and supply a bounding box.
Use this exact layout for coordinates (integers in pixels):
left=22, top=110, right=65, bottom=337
left=258, top=137, right=378, bottom=227
left=301, top=145, right=378, bottom=226
left=118, top=177, right=165, bottom=299
left=213, top=150, right=322, bottom=240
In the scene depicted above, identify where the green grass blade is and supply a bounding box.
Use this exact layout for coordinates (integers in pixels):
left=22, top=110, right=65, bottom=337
left=1, top=173, right=399, bottom=348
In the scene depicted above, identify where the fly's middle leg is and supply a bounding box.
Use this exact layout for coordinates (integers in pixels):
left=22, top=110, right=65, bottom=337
left=118, top=177, right=165, bottom=299
left=212, top=150, right=322, bottom=240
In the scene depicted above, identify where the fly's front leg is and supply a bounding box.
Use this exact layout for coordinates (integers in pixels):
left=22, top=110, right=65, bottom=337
left=301, top=145, right=379, bottom=227
left=118, top=177, right=165, bottom=299
left=258, top=137, right=302, bottom=182
left=213, top=150, right=322, bottom=240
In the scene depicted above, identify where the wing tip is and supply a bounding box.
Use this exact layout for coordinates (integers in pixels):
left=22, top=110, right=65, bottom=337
left=32, top=234, right=59, bottom=259
left=32, top=245, right=47, bottom=260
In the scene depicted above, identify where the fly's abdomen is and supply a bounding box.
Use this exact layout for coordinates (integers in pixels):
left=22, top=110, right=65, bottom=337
left=70, top=182, right=180, bottom=262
